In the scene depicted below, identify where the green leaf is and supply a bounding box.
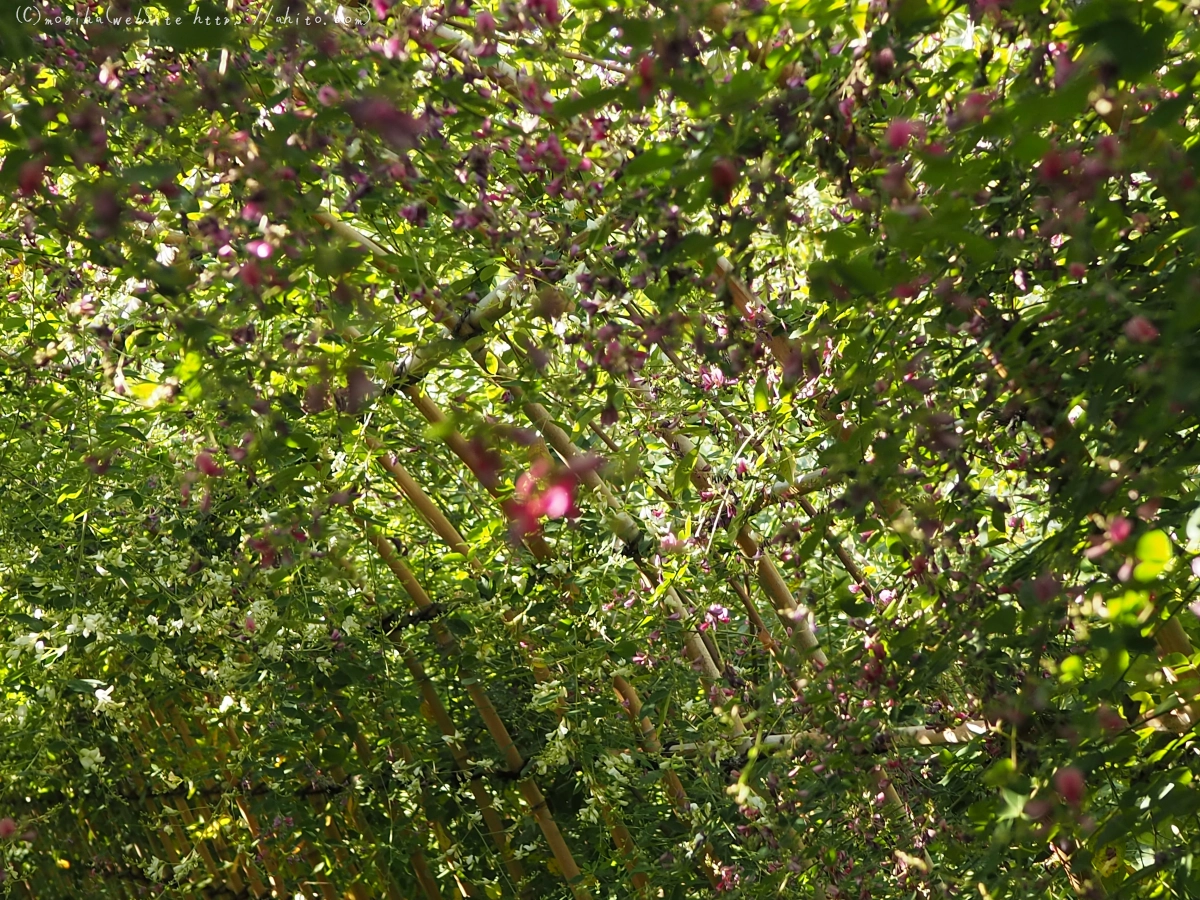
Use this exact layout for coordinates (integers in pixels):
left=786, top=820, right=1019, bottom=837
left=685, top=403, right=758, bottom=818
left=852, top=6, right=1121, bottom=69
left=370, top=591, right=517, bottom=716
left=624, top=145, right=685, bottom=178
left=1134, top=529, right=1173, bottom=581
left=65, top=679, right=107, bottom=694
left=754, top=375, right=769, bottom=413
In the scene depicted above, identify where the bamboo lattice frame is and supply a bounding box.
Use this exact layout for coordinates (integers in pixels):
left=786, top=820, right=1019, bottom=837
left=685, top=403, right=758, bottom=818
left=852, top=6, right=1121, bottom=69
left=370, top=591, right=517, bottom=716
left=4, top=18, right=1199, bottom=900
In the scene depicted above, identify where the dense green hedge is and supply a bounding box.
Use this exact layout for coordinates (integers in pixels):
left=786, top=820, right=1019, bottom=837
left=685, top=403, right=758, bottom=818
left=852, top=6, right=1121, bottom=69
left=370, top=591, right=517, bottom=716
left=1, top=0, right=1199, bottom=897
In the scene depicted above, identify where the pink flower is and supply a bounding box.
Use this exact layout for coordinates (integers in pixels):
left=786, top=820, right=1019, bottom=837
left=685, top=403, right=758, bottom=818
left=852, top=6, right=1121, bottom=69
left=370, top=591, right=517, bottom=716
left=0, top=819, right=16, bottom=840
left=504, top=467, right=578, bottom=538
left=660, top=532, right=683, bottom=554
left=958, top=91, right=992, bottom=124
left=540, top=483, right=572, bottom=519
left=246, top=239, right=273, bottom=259
left=705, top=604, right=731, bottom=628
left=244, top=616, right=257, bottom=633
left=195, top=451, right=224, bottom=477
left=1068, top=262, right=1087, bottom=279
left=345, top=97, right=427, bottom=151
left=699, top=366, right=727, bottom=391
left=885, top=118, right=924, bottom=151
left=317, top=86, right=339, bottom=106
left=1054, top=766, right=1085, bottom=805
left=1123, top=315, right=1159, bottom=343
left=1107, top=516, right=1132, bottom=543
left=526, top=0, right=560, bottom=24
left=715, top=865, right=740, bottom=892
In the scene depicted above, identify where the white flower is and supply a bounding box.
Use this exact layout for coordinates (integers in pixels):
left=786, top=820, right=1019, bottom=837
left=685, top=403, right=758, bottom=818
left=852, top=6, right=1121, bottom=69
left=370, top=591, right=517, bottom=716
left=79, top=747, right=104, bottom=771
left=144, top=856, right=167, bottom=882
left=7, top=632, right=39, bottom=661
left=82, top=614, right=106, bottom=640
left=94, top=685, right=116, bottom=712
left=172, top=849, right=200, bottom=882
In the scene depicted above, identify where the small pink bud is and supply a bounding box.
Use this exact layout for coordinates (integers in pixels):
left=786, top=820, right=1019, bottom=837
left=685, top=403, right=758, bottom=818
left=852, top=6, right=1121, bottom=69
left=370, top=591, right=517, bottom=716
left=239, top=260, right=262, bottom=289
left=873, top=47, right=895, bottom=78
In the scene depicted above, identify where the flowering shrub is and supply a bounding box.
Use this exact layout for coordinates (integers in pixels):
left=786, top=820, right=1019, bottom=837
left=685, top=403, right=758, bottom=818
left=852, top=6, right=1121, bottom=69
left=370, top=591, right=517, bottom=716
left=0, top=0, right=1198, bottom=898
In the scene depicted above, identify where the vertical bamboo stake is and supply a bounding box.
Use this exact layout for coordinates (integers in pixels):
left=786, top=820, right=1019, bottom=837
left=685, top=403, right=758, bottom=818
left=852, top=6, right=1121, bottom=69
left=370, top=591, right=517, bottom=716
left=233, top=794, right=288, bottom=898
left=610, top=675, right=724, bottom=889
left=663, top=427, right=827, bottom=666
left=358, top=530, right=593, bottom=900
left=339, top=548, right=530, bottom=896
left=729, top=579, right=805, bottom=696
left=126, top=726, right=207, bottom=893
left=161, top=705, right=249, bottom=893
left=322, top=699, right=438, bottom=900
left=112, top=739, right=185, bottom=872
left=218, top=720, right=293, bottom=897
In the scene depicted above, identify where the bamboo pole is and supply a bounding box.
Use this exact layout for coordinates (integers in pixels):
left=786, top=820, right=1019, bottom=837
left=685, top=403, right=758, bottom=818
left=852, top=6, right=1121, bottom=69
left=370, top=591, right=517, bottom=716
left=395, top=392, right=682, bottom=895
left=218, top=722, right=299, bottom=897
left=664, top=427, right=827, bottom=667
left=1153, top=616, right=1200, bottom=732
left=612, top=676, right=724, bottom=890
left=327, top=693, right=466, bottom=900
left=729, top=579, right=806, bottom=696
left=337, top=550, right=530, bottom=897
left=367, top=544, right=593, bottom=900
left=162, top=705, right=249, bottom=893
left=346, top=542, right=583, bottom=896
left=125, top=725, right=200, bottom=876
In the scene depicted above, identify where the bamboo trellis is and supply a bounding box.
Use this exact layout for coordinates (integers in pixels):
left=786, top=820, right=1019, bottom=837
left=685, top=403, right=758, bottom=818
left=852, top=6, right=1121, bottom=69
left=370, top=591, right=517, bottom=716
left=13, top=29, right=1189, bottom=900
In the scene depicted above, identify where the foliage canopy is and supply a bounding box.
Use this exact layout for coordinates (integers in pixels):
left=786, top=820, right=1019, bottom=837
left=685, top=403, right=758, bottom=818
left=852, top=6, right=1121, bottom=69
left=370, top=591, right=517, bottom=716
left=1, top=0, right=1200, bottom=897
